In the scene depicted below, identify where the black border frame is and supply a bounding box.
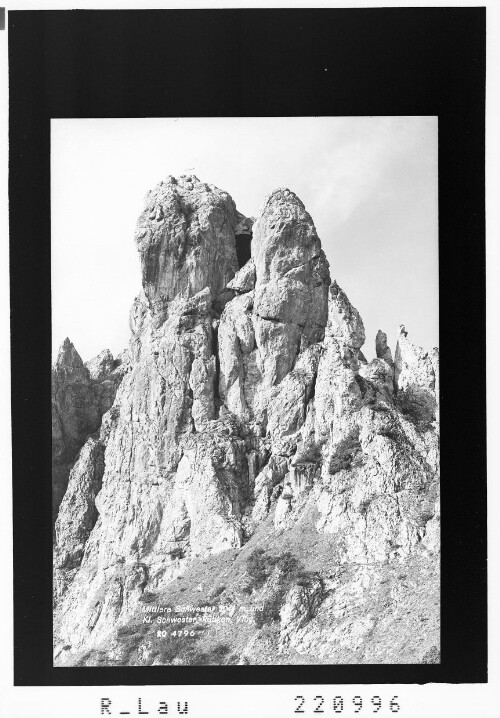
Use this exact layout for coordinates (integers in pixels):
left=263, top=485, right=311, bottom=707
left=9, top=8, right=486, bottom=686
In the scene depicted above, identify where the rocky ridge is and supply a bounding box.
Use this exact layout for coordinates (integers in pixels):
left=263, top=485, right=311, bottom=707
left=52, top=341, right=129, bottom=523
left=53, top=175, right=439, bottom=666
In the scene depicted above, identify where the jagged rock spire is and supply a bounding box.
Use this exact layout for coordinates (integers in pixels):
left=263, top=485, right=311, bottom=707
left=52, top=339, right=128, bottom=524
left=134, top=174, right=243, bottom=313
left=326, top=280, right=365, bottom=352
left=55, top=337, right=85, bottom=370
left=394, top=326, right=438, bottom=423
left=252, top=187, right=331, bottom=384
left=375, top=329, right=393, bottom=366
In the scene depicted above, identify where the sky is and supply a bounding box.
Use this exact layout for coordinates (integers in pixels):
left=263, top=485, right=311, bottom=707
left=51, top=116, right=438, bottom=363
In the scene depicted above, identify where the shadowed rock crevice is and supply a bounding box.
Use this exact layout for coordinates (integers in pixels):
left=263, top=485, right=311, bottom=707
left=211, top=321, right=222, bottom=414
left=235, top=233, right=252, bottom=269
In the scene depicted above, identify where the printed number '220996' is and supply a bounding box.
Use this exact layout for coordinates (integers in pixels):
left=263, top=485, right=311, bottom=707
left=294, top=696, right=401, bottom=713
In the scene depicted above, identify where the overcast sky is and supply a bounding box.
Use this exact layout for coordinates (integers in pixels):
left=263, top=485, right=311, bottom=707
left=51, top=116, right=438, bottom=363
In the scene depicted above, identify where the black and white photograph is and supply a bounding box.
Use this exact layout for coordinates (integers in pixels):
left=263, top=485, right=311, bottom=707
left=4, top=5, right=492, bottom=716
left=51, top=116, right=440, bottom=668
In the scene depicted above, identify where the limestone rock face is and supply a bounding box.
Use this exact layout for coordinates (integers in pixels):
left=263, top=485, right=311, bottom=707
left=54, top=436, right=105, bottom=600
left=327, top=280, right=365, bottom=353
left=134, top=174, right=240, bottom=314
left=85, top=349, right=115, bottom=381
left=218, top=188, right=330, bottom=428
left=53, top=176, right=439, bottom=667
left=279, top=577, right=324, bottom=650
left=227, top=258, right=256, bottom=294
left=266, top=343, right=321, bottom=458
left=394, top=326, right=438, bottom=424
left=431, top=347, right=440, bottom=425
left=375, top=329, right=393, bottom=366
left=253, top=189, right=330, bottom=383
left=52, top=340, right=128, bottom=521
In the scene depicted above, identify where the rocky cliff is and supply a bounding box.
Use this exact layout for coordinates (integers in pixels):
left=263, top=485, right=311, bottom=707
left=52, top=341, right=129, bottom=523
left=53, top=175, right=439, bottom=666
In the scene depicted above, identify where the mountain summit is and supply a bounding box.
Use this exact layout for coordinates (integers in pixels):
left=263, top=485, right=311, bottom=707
left=53, top=177, right=440, bottom=666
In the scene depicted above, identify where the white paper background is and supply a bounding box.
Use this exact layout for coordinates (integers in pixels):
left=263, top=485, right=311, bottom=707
left=1, top=1, right=499, bottom=717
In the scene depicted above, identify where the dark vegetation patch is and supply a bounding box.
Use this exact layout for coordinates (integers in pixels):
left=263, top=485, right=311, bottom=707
left=244, top=548, right=299, bottom=592
left=421, top=645, right=440, bottom=664
left=378, top=428, right=400, bottom=441
left=245, top=548, right=324, bottom=629
left=328, top=431, right=363, bottom=475
left=396, top=388, right=436, bottom=429
left=139, top=590, right=158, bottom=603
